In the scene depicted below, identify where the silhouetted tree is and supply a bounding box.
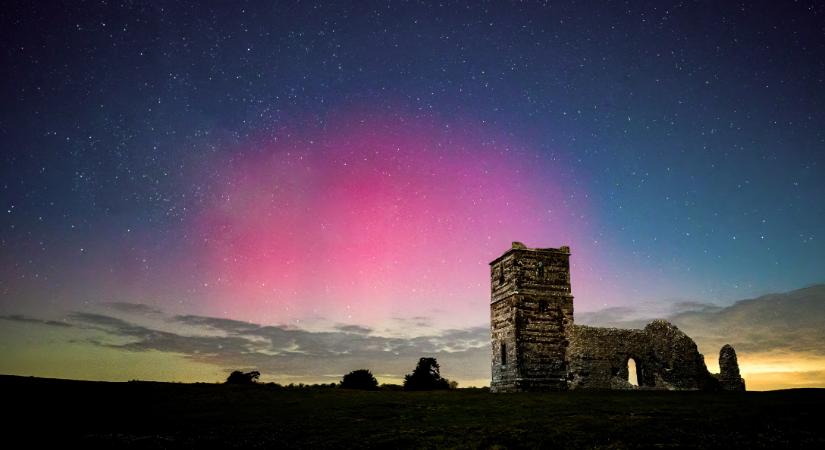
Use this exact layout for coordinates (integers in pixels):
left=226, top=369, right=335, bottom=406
left=225, top=370, right=260, bottom=384
left=403, top=357, right=451, bottom=390
left=340, top=369, right=379, bottom=390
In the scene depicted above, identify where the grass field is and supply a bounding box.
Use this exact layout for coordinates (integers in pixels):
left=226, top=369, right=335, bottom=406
left=3, top=375, right=824, bottom=448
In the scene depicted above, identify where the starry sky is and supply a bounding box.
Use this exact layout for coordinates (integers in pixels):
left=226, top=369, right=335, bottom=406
left=1, top=1, right=824, bottom=387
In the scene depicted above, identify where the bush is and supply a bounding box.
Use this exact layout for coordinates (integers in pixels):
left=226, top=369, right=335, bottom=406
left=403, top=357, right=451, bottom=391
left=225, top=370, right=260, bottom=384
left=340, top=369, right=379, bottom=390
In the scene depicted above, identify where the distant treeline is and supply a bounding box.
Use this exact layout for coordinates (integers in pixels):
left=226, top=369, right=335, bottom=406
left=220, top=357, right=487, bottom=391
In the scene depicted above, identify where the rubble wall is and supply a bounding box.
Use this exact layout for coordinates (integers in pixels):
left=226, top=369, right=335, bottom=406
left=567, top=320, right=718, bottom=390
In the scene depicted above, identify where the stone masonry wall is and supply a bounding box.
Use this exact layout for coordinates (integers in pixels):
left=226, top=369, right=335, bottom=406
left=566, top=325, right=649, bottom=389
left=490, top=243, right=572, bottom=392
left=567, top=320, right=718, bottom=390
left=490, top=296, right=519, bottom=391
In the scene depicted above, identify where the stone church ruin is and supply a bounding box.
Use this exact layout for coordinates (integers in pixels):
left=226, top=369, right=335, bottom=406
left=490, top=242, right=746, bottom=392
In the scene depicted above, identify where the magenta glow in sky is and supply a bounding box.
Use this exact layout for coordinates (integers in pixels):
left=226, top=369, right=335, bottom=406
left=191, top=111, right=596, bottom=329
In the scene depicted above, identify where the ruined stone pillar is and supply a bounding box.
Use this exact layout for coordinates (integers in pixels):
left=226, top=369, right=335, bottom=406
left=718, top=344, right=746, bottom=391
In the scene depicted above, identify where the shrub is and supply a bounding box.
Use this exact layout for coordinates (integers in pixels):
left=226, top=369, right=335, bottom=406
left=225, top=370, right=260, bottom=384
left=340, top=369, right=379, bottom=390
left=403, top=357, right=451, bottom=391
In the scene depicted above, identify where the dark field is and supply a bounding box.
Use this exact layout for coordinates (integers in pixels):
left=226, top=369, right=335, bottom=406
left=3, top=375, right=824, bottom=449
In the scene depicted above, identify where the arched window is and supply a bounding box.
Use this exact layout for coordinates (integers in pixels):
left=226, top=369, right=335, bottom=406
left=498, top=267, right=505, bottom=285
left=500, top=343, right=507, bottom=366
left=627, top=358, right=639, bottom=386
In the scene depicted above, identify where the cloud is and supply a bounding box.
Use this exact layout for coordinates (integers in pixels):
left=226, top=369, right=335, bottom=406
left=54, top=309, right=490, bottom=384
left=669, top=301, right=723, bottom=314
left=68, top=312, right=253, bottom=357
left=173, top=315, right=264, bottom=335
left=390, top=316, right=433, bottom=327
left=69, top=312, right=155, bottom=336
left=0, top=314, right=73, bottom=327
left=99, top=302, right=164, bottom=316
left=575, top=301, right=725, bottom=328
left=334, top=324, right=373, bottom=335
left=575, top=307, right=645, bottom=327
left=666, top=285, right=825, bottom=357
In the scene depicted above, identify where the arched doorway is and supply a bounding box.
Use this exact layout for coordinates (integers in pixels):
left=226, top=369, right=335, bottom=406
left=627, top=358, right=639, bottom=386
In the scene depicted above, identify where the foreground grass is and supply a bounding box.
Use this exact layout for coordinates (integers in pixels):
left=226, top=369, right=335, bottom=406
left=3, top=375, right=824, bottom=448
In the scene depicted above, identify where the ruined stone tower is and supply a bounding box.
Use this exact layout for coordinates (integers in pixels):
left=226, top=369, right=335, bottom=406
left=490, top=242, right=573, bottom=392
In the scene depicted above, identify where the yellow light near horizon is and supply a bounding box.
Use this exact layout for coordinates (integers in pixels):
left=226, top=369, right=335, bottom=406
left=733, top=351, right=825, bottom=391
left=627, top=358, right=639, bottom=386
left=739, top=352, right=825, bottom=374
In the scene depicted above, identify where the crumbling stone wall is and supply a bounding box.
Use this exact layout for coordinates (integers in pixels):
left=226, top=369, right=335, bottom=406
left=490, top=242, right=746, bottom=392
left=567, top=321, right=718, bottom=390
left=566, top=325, right=648, bottom=389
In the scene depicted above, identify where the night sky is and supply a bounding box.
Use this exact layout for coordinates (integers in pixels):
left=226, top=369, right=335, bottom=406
left=1, top=1, right=824, bottom=388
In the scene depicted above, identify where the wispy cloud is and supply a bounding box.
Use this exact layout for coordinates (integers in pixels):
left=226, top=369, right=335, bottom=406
left=575, top=307, right=647, bottom=327
left=0, top=314, right=73, bottom=328
left=100, top=302, right=164, bottom=316
left=670, top=301, right=723, bottom=314
left=334, top=324, right=373, bottom=335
